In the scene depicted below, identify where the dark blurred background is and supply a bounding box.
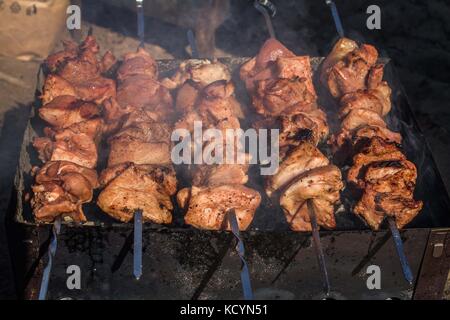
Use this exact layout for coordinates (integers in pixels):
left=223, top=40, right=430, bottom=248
left=0, top=0, right=449, bottom=299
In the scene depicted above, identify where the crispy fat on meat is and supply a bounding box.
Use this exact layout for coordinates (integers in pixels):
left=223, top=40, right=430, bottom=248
left=97, top=164, right=177, bottom=224
left=266, top=142, right=329, bottom=197
left=347, top=137, right=406, bottom=188
left=179, top=184, right=261, bottom=231
left=279, top=165, right=343, bottom=231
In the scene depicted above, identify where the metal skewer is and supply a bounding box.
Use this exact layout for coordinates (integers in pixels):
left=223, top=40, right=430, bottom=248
left=132, top=0, right=145, bottom=281
left=38, top=217, right=61, bottom=300
left=254, top=2, right=332, bottom=296
left=186, top=30, right=251, bottom=299
left=228, top=209, right=254, bottom=300
left=136, top=0, right=145, bottom=48
left=325, top=1, right=345, bottom=38
left=387, top=217, right=413, bottom=284
left=306, top=199, right=331, bottom=297
left=254, top=0, right=277, bottom=39
left=324, top=0, right=414, bottom=285
left=133, top=209, right=143, bottom=280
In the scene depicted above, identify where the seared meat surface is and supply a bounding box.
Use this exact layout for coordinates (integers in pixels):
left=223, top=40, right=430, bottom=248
left=178, top=185, right=261, bottom=231
left=31, top=161, right=98, bottom=223
left=168, top=60, right=260, bottom=230
left=320, top=37, right=383, bottom=99
left=105, top=47, right=174, bottom=128
left=107, top=121, right=172, bottom=167
left=33, top=126, right=98, bottom=169
left=98, top=164, right=177, bottom=223
left=266, top=142, right=330, bottom=197
left=241, top=39, right=342, bottom=231
left=280, top=165, right=343, bottom=231
left=42, top=36, right=116, bottom=105
left=39, top=95, right=101, bottom=129
left=240, top=39, right=317, bottom=117
left=348, top=138, right=423, bottom=230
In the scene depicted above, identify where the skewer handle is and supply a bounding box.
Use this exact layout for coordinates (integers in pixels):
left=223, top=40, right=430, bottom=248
left=254, top=0, right=277, bottom=39
left=325, top=0, right=345, bottom=38
left=306, top=199, right=331, bottom=297
left=133, top=210, right=143, bottom=280
left=387, top=217, right=413, bottom=284
left=38, top=218, right=61, bottom=300
left=187, top=29, right=199, bottom=59
left=228, top=210, right=253, bottom=300
left=136, top=0, right=145, bottom=47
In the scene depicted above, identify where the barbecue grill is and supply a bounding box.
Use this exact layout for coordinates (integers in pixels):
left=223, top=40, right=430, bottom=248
left=4, top=1, right=450, bottom=300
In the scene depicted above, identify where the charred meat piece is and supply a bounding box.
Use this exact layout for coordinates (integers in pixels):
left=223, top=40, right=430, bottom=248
left=31, top=161, right=98, bottom=223
left=266, top=142, right=330, bottom=197
left=280, top=165, right=344, bottom=231
left=97, top=164, right=177, bottom=223
left=43, top=36, right=117, bottom=104
left=339, top=81, right=392, bottom=119
left=349, top=138, right=423, bottom=229
left=347, top=137, right=406, bottom=188
left=178, top=184, right=261, bottom=231
left=321, top=37, right=383, bottom=99
left=278, top=109, right=329, bottom=147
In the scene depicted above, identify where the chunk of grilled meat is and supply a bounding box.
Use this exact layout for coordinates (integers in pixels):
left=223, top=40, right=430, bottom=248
left=332, top=108, right=401, bottom=151
left=39, top=95, right=101, bottom=128
left=348, top=137, right=423, bottom=229
left=113, top=48, right=174, bottom=124
left=252, top=77, right=317, bottom=116
left=107, top=121, right=172, bottom=167
left=162, top=59, right=231, bottom=90
left=339, top=81, right=392, bottom=119
left=321, top=37, right=384, bottom=99
left=41, top=74, right=116, bottom=105
left=240, top=38, right=296, bottom=92
left=117, top=47, right=158, bottom=81
left=266, top=142, right=330, bottom=197
left=43, top=36, right=117, bottom=104
left=43, top=117, right=104, bottom=146
left=97, top=164, right=177, bottom=223
left=347, top=137, right=406, bottom=188
left=31, top=161, right=98, bottom=223
left=240, top=39, right=317, bottom=116
left=280, top=165, right=344, bottom=231
left=33, top=125, right=98, bottom=169
left=177, top=184, right=261, bottom=230
left=354, top=160, right=423, bottom=230
left=45, top=36, right=116, bottom=75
